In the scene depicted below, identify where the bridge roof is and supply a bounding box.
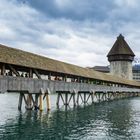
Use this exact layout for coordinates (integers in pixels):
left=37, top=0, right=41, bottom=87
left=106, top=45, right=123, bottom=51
left=0, top=44, right=140, bottom=87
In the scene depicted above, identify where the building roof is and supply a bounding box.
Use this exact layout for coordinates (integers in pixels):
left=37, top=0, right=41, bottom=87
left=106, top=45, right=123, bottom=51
left=0, top=44, right=140, bottom=87
left=107, top=34, right=135, bottom=57
left=90, top=66, right=110, bottom=73
left=92, top=65, right=140, bottom=72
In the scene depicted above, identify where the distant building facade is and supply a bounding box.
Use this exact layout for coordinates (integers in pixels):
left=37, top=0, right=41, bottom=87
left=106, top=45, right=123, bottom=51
left=91, top=65, right=140, bottom=82
left=107, top=34, right=135, bottom=80
left=132, top=65, right=140, bottom=81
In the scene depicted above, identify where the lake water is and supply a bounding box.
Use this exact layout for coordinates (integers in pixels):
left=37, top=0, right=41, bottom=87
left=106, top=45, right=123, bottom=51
left=0, top=93, right=140, bottom=140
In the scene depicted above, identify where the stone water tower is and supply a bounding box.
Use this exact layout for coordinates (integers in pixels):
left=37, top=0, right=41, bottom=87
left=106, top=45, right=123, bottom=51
left=107, top=34, right=135, bottom=80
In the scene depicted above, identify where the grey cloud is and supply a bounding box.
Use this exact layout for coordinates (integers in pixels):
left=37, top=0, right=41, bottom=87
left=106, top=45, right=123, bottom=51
left=20, top=0, right=115, bottom=21
left=20, top=0, right=140, bottom=23
left=1, top=0, right=140, bottom=67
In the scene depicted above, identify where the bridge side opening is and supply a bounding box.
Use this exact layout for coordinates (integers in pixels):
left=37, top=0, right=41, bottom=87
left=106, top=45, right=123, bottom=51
left=1, top=62, right=140, bottom=90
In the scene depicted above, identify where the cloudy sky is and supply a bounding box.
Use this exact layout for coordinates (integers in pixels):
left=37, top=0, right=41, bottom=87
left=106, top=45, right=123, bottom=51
left=0, top=0, right=140, bottom=67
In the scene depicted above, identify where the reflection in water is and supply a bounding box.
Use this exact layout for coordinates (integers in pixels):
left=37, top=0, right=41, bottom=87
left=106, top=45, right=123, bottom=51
left=106, top=101, right=133, bottom=138
left=0, top=94, right=140, bottom=140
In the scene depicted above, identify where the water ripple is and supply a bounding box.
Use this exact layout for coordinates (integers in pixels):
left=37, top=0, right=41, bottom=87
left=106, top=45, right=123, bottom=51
left=0, top=94, right=140, bottom=139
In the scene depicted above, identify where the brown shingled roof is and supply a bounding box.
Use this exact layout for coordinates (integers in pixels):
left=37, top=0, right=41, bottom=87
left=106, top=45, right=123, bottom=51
left=0, top=44, right=140, bottom=87
left=107, top=34, right=135, bottom=57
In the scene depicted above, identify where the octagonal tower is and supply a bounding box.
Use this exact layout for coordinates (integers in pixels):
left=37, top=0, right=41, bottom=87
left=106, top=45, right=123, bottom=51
left=107, top=34, right=135, bottom=80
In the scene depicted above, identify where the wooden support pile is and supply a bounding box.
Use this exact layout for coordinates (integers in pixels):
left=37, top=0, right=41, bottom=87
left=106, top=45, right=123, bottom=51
left=18, top=88, right=51, bottom=111
left=56, top=90, right=139, bottom=108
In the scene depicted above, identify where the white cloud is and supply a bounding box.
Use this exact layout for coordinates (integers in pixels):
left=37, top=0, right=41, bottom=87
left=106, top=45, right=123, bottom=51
left=1, top=0, right=140, bottom=68
left=115, top=0, right=139, bottom=8
left=55, top=0, right=71, bottom=8
left=0, top=24, right=16, bottom=39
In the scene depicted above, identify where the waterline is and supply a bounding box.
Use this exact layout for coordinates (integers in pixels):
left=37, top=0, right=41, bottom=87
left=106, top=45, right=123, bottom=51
left=0, top=93, right=140, bottom=139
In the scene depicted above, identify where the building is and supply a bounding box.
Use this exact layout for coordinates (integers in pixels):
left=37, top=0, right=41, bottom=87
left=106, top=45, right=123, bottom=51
left=90, top=34, right=140, bottom=81
left=132, top=65, right=140, bottom=81
left=91, top=65, right=140, bottom=82
left=107, top=34, right=135, bottom=80
left=91, top=66, right=110, bottom=73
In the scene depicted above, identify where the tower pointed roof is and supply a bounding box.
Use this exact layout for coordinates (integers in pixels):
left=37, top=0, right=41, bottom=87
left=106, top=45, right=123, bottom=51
left=107, top=34, right=135, bottom=57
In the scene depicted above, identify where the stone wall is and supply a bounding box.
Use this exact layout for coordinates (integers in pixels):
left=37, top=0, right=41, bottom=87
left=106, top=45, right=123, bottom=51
left=110, top=61, right=132, bottom=80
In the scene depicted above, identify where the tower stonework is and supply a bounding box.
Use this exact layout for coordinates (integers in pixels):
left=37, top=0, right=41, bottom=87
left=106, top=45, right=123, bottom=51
left=107, top=34, right=135, bottom=80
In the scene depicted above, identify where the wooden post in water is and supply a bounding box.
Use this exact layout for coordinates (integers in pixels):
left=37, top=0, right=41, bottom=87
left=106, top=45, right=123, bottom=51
left=39, top=94, right=43, bottom=111
left=98, top=93, right=101, bottom=102
left=26, top=69, right=33, bottom=110
left=26, top=94, right=33, bottom=110
left=46, top=88, right=51, bottom=111
left=34, top=94, right=39, bottom=110
left=73, top=89, right=76, bottom=106
left=68, top=89, right=76, bottom=106
left=91, top=91, right=94, bottom=103
left=56, top=93, right=60, bottom=106
left=77, top=92, right=80, bottom=104
left=18, top=92, right=23, bottom=111
left=65, top=92, right=68, bottom=106
left=39, top=88, right=45, bottom=111
left=101, top=92, right=105, bottom=101
left=86, top=92, right=91, bottom=103
left=84, top=93, right=86, bottom=104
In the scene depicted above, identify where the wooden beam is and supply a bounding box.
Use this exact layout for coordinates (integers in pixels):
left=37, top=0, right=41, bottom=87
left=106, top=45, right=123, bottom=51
left=68, top=94, right=73, bottom=104
left=56, top=93, right=60, bottom=106
left=35, top=94, right=39, bottom=109
left=29, top=69, right=33, bottom=78
left=8, top=64, right=20, bottom=76
left=23, top=94, right=28, bottom=106
left=18, top=93, right=23, bottom=111
left=33, top=69, right=41, bottom=79
left=48, top=73, right=51, bottom=80
left=72, top=89, right=76, bottom=106
left=1, top=64, right=5, bottom=75
left=30, top=94, right=36, bottom=105
left=77, top=93, right=79, bottom=104
left=26, top=94, right=33, bottom=110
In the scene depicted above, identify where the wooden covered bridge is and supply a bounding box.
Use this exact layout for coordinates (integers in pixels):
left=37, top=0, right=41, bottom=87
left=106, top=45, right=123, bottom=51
left=0, top=44, right=140, bottom=111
